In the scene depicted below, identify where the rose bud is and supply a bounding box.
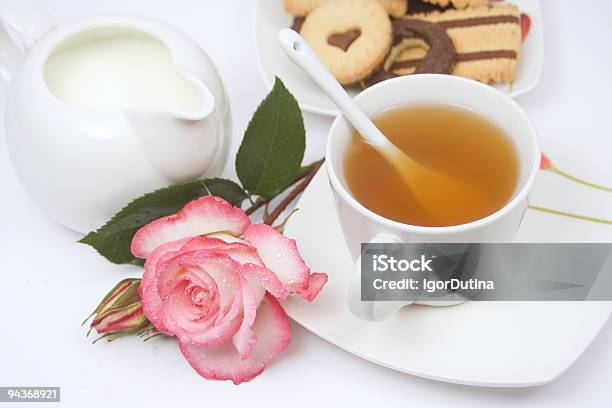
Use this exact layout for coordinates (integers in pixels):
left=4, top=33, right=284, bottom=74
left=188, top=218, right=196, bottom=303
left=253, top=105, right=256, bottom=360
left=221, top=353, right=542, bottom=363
left=90, top=302, right=148, bottom=335
left=84, top=278, right=150, bottom=339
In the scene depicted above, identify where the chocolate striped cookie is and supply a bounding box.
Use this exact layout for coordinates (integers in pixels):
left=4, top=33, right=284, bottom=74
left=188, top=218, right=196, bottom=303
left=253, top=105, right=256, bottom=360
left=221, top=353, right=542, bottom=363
left=423, top=0, right=489, bottom=9
left=390, top=4, right=521, bottom=83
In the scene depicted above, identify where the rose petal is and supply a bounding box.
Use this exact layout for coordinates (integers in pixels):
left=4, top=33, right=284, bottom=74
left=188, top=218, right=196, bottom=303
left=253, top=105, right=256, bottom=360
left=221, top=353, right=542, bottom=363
left=296, top=272, right=328, bottom=301
left=173, top=237, right=284, bottom=299
left=140, top=238, right=194, bottom=334
left=179, top=281, right=219, bottom=324
left=179, top=293, right=291, bottom=384
left=158, top=253, right=245, bottom=346
left=177, top=236, right=263, bottom=267
left=231, top=275, right=261, bottom=360
left=179, top=235, right=244, bottom=252
left=180, top=236, right=238, bottom=252
left=131, top=196, right=251, bottom=259
left=243, top=224, right=310, bottom=292
left=161, top=269, right=219, bottom=334
left=156, top=251, right=240, bottom=310
left=143, top=238, right=193, bottom=270
left=207, top=232, right=248, bottom=244
left=239, top=264, right=289, bottom=300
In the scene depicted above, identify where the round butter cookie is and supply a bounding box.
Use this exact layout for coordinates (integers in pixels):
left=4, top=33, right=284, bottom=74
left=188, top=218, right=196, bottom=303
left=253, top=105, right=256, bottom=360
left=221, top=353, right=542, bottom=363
left=300, top=0, right=392, bottom=85
left=284, top=0, right=407, bottom=18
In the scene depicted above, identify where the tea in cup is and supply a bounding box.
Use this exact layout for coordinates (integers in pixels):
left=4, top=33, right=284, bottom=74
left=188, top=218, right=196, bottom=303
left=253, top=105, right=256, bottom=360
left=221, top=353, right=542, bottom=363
left=344, top=103, right=520, bottom=227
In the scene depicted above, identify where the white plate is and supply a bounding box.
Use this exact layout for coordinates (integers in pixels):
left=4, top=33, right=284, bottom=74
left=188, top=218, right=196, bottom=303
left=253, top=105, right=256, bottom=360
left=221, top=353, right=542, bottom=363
left=282, top=167, right=612, bottom=387
left=255, top=0, right=544, bottom=117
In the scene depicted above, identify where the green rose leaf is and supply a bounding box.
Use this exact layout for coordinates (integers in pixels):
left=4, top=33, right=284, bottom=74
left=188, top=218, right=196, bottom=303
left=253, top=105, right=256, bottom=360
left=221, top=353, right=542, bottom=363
left=79, top=178, right=246, bottom=265
left=236, top=77, right=305, bottom=198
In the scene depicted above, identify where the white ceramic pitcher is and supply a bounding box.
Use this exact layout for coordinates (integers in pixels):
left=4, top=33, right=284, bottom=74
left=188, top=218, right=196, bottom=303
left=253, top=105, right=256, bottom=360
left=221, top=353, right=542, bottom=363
left=0, top=0, right=231, bottom=232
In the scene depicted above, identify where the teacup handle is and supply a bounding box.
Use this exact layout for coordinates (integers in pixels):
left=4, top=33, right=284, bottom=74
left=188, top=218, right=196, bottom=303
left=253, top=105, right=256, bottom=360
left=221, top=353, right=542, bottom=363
left=0, top=0, right=55, bottom=87
left=348, top=233, right=421, bottom=321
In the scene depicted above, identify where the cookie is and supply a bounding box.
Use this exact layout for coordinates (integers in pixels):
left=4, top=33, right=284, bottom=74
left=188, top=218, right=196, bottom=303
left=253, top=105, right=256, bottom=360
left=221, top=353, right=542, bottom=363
left=422, top=0, right=489, bottom=9
left=391, top=19, right=455, bottom=74
left=391, top=4, right=521, bottom=83
left=300, top=0, right=392, bottom=85
left=284, top=0, right=407, bottom=18
left=285, top=0, right=324, bottom=17
left=407, top=0, right=452, bottom=14
left=378, top=0, right=409, bottom=16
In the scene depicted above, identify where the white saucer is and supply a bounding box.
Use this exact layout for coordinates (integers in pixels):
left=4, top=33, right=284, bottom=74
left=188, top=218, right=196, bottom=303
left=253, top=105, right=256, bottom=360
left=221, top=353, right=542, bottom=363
left=255, top=0, right=544, bottom=117
left=282, top=167, right=612, bottom=387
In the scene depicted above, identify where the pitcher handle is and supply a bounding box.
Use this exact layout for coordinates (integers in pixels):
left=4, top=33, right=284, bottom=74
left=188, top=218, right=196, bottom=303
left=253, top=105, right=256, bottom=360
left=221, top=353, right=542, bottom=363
left=0, top=0, right=55, bottom=86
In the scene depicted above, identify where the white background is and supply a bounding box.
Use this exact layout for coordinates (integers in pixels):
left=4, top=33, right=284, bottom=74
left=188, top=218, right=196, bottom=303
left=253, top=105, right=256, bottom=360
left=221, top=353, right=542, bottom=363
left=1, top=0, right=612, bottom=406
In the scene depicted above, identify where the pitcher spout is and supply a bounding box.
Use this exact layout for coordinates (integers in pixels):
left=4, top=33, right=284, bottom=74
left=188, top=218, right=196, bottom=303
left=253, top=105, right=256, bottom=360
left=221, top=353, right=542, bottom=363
left=125, top=75, right=224, bottom=184
left=127, top=110, right=224, bottom=185
left=172, top=70, right=217, bottom=121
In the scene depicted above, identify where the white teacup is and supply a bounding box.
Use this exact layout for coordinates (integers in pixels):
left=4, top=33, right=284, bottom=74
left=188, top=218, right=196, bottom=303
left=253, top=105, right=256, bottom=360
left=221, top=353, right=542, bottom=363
left=325, top=74, right=541, bottom=321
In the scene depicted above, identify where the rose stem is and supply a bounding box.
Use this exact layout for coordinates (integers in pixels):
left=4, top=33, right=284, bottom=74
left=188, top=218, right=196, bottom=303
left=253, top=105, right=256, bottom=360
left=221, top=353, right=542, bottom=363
left=264, top=159, right=325, bottom=226
left=546, top=166, right=612, bottom=193
left=245, top=197, right=268, bottom=216
left=528, top=205, right=612, bottom=225
left=245, top=158, right=325, bottom=216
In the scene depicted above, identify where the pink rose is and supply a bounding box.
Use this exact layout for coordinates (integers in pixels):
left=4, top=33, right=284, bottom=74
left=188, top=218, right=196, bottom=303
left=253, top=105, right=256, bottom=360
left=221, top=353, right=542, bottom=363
left=131, top=196, right=327, bottom=384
